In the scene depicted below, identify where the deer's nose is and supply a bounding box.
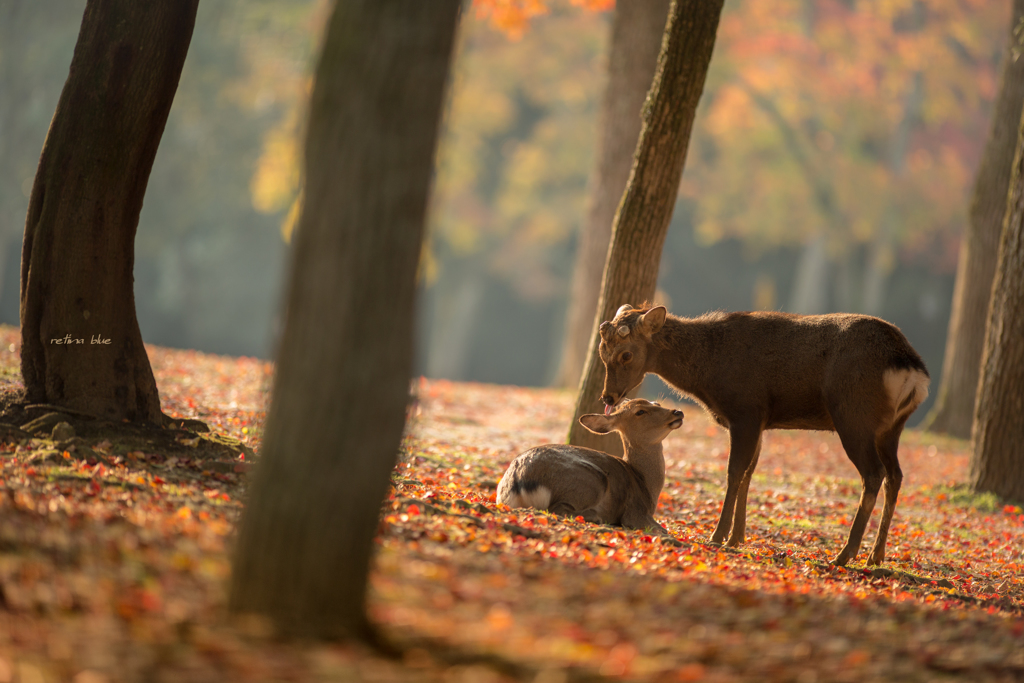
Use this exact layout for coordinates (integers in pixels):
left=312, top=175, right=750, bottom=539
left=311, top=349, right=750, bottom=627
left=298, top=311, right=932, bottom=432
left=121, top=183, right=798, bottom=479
left=672, top=409, right=683, bottom=416
left=601, top=395, right=616, bottom=406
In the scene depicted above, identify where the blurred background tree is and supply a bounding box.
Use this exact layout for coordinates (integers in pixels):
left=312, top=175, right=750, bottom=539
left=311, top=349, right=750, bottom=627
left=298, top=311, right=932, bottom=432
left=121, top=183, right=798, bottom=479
left=923, top=0, right=1024, bottom=438
left=0, top=1, right=84, bottom=320
left=685, top=0, right=1005, bottom=318
left=0, top=0, right=322, bottom=357
left=0, top=0, right=1010, bottom=427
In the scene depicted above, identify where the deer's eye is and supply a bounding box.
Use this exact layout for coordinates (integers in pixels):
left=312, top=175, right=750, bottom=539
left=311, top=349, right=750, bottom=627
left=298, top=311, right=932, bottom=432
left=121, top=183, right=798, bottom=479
left=620, top=351, right=633, bottom=363
left=635, top=410, right=646, bottom=416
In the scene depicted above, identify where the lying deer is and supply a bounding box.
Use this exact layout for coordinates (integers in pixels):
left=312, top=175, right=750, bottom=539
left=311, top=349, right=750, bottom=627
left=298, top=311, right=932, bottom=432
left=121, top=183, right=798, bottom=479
left=497, top=398, right=683, bottom=535
left=597, top=305, right=929, bottom=566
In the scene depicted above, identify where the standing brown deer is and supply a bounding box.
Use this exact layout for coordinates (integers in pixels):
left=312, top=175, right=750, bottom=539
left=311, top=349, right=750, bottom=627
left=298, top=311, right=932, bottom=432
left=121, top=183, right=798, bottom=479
left=596, top=304, right=929, bottom=566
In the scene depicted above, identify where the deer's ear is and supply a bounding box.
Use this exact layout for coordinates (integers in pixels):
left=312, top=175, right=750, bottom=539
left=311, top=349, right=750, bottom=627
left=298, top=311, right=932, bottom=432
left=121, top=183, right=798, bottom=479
left=639, top=306, right=667, bottom=336
left=579, top=414, right=613, bottom=434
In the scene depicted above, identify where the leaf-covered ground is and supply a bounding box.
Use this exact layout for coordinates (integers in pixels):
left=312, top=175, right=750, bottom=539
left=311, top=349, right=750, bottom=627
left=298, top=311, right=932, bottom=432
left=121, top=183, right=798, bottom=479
left=0, top=324, right=1022, bottom=682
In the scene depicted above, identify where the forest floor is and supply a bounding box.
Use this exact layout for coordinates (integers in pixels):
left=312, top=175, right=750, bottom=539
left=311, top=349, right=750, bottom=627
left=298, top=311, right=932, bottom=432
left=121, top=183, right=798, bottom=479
left=0, top=324, right=1021, bottom=682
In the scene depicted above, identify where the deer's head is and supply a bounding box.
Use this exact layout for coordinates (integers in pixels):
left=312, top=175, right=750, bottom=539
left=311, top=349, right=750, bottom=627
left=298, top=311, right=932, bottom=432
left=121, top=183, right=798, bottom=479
left=579, top=397, right=683, bottom=442
left=597, top=305, right=666, bottom=412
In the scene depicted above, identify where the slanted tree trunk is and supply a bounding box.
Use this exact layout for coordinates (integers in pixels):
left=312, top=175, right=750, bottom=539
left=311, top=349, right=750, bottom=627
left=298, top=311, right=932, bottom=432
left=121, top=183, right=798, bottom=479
left=924, top=0, right=1024, bottom=438
left=19, top=0, right=198, bottom=422
left=229, top=0, right=460, bottom=641
left=555, top=0, right=671, bottom=389
left=567, top=0, right=724, bottom=453
left=970, top=106, right=1024, bottom=503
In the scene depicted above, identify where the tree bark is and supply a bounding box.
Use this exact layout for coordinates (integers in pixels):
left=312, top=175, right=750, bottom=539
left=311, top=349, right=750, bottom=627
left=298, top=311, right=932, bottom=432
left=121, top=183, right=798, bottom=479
left=567, top=0, right=724, bottom=453
left=924, top=0, right=1024, bottom=438
left=970, top=104, right=1024, bottom=502
left=554, top=0, right=671, bottom=389
left=229, top=0, right=460, bottom=641
left=19, top=0, right=198, bottom=421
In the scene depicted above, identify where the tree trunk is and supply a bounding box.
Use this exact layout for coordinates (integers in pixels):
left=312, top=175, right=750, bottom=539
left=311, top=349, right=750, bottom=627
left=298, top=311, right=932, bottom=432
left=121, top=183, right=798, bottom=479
left=970, top=106, right=1024, bottom=503
left=19, top=0, right=198, bottom=421
left=567, top=0, right=724, bottom=453
left=554, top=0, right=671, bottom=389
left=924, top=0, right=1024, bottom=438
left=229, top=0, right=460, bottom=641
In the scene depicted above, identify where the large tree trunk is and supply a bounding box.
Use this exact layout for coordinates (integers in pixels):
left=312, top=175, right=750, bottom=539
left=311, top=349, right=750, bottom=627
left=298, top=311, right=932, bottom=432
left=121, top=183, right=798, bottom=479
left=554, top=0, right=671, bottom=389
left=567, top=0, right=724, bottom=453
left=970, top=105, right=1024, bottom=503
left=19, top=0, right=198, bottom=422
left=229, top=0, right=459, bottom=641
left=924, top=0, right=1024, bottom=438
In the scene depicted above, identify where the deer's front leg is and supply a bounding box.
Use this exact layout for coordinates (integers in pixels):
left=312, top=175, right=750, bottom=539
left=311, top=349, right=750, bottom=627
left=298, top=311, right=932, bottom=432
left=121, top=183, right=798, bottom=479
left=710, top=421, right=763, bottom=545
left=727, top=434, right=762, bottom=546
left=621, top=508, right=672, bottom=537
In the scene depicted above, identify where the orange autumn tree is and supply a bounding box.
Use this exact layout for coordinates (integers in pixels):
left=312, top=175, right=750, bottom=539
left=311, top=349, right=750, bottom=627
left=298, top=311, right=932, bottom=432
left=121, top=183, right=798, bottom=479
left=681, top=0, right=1007, bottom=315
left=473, top=0, right=613, bottom=39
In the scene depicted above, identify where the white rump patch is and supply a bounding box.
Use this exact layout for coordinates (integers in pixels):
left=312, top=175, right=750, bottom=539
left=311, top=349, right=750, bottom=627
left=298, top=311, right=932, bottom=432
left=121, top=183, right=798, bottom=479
left=517, top=485, right=552, bottom=510
left=883, top=367, right=930, bottom=422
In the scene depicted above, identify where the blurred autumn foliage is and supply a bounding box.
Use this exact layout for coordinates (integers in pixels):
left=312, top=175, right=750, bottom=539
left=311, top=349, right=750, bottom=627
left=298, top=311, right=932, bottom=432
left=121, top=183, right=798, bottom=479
left=472, top=0, right=614, bottom=39
left=0, top=0, right=1009, bottom=400
left=687, top=0, right=1006, bottom=315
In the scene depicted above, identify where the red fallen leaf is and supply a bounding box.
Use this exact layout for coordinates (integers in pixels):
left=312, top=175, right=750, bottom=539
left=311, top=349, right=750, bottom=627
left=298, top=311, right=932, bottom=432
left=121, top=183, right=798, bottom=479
left=407, top=504, right=421, bottom=517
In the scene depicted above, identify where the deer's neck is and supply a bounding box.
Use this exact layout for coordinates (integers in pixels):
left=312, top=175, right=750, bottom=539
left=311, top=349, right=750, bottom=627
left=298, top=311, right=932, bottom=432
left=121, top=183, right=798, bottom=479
left=649, top=315, right=705, bottom=394
left=620, top=440, right=666, bottom=506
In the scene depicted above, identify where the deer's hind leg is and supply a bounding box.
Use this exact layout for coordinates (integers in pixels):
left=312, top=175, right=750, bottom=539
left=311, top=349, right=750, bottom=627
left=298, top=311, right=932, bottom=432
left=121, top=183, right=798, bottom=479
left=831, top=414, right=885, bottom=567
left=548, top=501, right=603, bottom=524
left=867, top=415, right=909, bottom=566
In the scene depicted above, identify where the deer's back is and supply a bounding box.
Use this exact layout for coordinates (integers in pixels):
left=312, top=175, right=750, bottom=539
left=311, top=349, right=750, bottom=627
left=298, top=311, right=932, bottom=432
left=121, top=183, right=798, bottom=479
left=660, top=311, right=927, bottom=430
left=497, top=444, right=652, bottom=520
